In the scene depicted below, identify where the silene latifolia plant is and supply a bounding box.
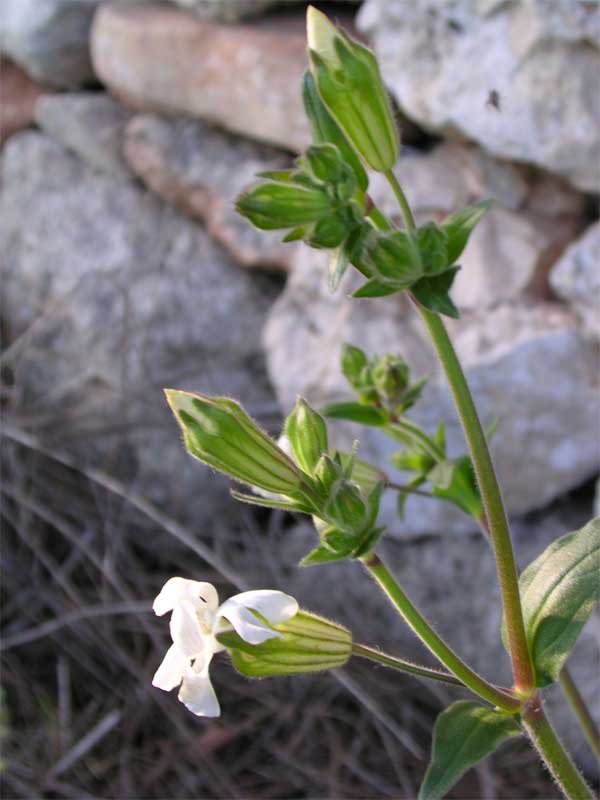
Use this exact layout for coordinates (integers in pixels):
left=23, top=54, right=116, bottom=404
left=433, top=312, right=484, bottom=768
left=152, top=8, right=600, bottom=799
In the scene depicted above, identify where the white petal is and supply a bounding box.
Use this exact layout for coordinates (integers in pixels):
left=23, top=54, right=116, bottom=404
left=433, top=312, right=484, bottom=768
left=153, top=578, right=219, bottom=616
left=170, top=604, right=207, bottom=657
left=178, top=660, right=220, bottom=717
left=152, top=644, right=188, bottom=691
left=217, top=590, right=299, bottom=645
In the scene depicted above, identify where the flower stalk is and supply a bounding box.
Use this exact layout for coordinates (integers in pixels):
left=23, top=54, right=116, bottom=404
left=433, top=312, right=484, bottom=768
left=362, top=553, right=521, bottom=712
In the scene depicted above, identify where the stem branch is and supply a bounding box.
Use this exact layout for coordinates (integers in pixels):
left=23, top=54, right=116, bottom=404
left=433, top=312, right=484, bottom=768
left=362, top=553, right=520, bottom=712
left=352, top=643, right=463, bottom=686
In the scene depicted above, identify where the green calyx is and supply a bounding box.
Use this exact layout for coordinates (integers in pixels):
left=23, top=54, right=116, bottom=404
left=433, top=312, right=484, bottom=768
left=218, top=610, right=352, bottom=676
left=165, top=390, right=303, bottom=496
left=306, top=6, right=399, bottom=173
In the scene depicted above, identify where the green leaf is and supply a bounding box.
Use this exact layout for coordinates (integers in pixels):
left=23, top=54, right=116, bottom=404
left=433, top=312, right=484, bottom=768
left=328, top=246, right=350, bottom=292
left=431, top=455, right=483, bottom=519
left=417, top=223, right=448, bottom=274
left=442, top=200, right=493, bottom=265
left=300, top=542, right=348, bottom=566
left=352, top=279, right=400, bottom=298
left=321, top=401, right=388, bottom=426
left=341, top=343, right=369, bottom=388
left=419, top=701, right=521, bottom=800
left=411, top=267, right=460, bottom=319
left=428, top=460, right=455, bottom=491
left=502, top=518, right=600, bottom=686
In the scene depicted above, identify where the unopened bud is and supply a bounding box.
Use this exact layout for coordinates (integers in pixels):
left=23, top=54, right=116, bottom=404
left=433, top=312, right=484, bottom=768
left=218, top=610, right=352, bottom=676
left=324, top=480, right=366, bottom=534
left=307, top=6, right=399, bottom=172
left=372, top=354, right=410, bottom=406
left=285, top=397, right=328, bottom=474
left=236, top=180, right=331, bottom=231
left=165, top=390, right=302, bottom=495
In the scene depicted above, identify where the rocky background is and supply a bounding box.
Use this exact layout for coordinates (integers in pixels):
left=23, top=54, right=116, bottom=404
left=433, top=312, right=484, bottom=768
left=1, top=1, right=598, bottom=798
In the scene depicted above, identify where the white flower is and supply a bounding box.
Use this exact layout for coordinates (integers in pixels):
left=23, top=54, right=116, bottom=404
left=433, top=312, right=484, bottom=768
left=152, top=577, right=299, bottom=717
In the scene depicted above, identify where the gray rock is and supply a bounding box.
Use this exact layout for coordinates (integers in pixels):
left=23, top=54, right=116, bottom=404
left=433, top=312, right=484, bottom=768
left=34, top=92, right=132, bottom=177
left=170, top=0, right=275, bottom=21
left=123, top=113, right=293, bottom=269
left=263, top=245, right=599, bottom=536
left=357, top=0, right=600, bottom=192
left=0, top=131, right=280, bottom=528
left=550, top=221, right=600, bottom=341
left=0, top=0, right=99, bottom=88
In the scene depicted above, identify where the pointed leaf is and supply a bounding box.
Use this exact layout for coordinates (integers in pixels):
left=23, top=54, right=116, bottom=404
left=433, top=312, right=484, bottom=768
left=442, top=200, right=493, bottom=265
left=230, top=490, right=314, bottom=515
left=411, top=267, right=460, bottom=319
left=431, top=455, right=483, bottom=519
left=419, top=701, right=521, bottom=800
left=502, top=518, right=600, bottom=686
left=328, top=246, right=350, bottom=292
left=300, top=542, right=347, bottom=566
left=352, top=279, right=400, bottom=298
left=321, top=401, right=387, bottom=426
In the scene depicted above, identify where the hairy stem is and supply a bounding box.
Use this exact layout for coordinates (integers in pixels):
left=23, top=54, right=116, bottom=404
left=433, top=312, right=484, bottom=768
left=384, top=170, right=416, bottom=234
left=413, top=305, right=535, bottom=695
left=559, top=667, right=600, bottom=760
left=352, top=643, right=463, bottom=686
left=522, top=693, right=593, bottom=800
left=362, top=553, right=520, bottom=712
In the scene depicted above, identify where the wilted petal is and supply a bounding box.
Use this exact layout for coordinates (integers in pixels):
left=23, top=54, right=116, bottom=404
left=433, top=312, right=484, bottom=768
left=218, top=590, right=299, bottom=645
left=170, top=604, right=207, bottom=657
left=178, top=658, right=220, bottom=717
left=152, top=644, right=188, bottom=691
left=153, top=577, right=219, bottom=616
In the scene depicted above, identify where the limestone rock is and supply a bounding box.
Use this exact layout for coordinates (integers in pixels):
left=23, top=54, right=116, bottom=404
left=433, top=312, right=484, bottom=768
left=123, top=113, right=292, bottom=269
left=550, top=222, right=600, bottom=340
left=0, top=131, right=280, bottom=528
left=0, top=57, right=49, bottom=145
left=34, top=92, right=132, bottom=177
left=91, top=4, right=311, bottom=152
left=357, top=0, right=600, bottom=192
left=263, top=245, right=599, bottom=536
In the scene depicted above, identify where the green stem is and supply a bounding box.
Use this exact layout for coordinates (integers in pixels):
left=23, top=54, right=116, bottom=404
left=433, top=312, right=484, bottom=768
left=387, top=417, right=445, bottom=462
left=366, top=204, right=392, bottom=231
left=414, top=305, right=535, bottom=695
left=559, top=667, right=600, bottom=760
left=385, top=170, right=416, bottom=233
left=362, top=553, right=520, bottom=713
left=352, top=643, right=463, bottom=686
left=385, top=480, right=434, bottom=499
left=522, top=693, right=593, bottom=800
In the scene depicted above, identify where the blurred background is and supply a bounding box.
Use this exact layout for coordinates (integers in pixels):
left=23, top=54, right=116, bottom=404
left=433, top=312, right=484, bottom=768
left=1, top=0, right=599, bottom=797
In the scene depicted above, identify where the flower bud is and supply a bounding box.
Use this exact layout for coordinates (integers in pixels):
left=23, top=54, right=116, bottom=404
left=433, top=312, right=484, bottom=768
left=285, top=397, right=328, bottom=474
left=307, top=6, right=399, bottom=173
left=313, top=453, right=341, bottom=495
left=236, top=180, right=331, bottom=230
left=369, top=231, right=422, bottom=287
left=372, top=354, right=410, bottom=406
left=165, top=390, right=302, bottom=495
left=218, top=611, right=352, bottom=676
left=324, top=480, right=367, bottom=534
left=302, top=71, right=368, bottom=192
